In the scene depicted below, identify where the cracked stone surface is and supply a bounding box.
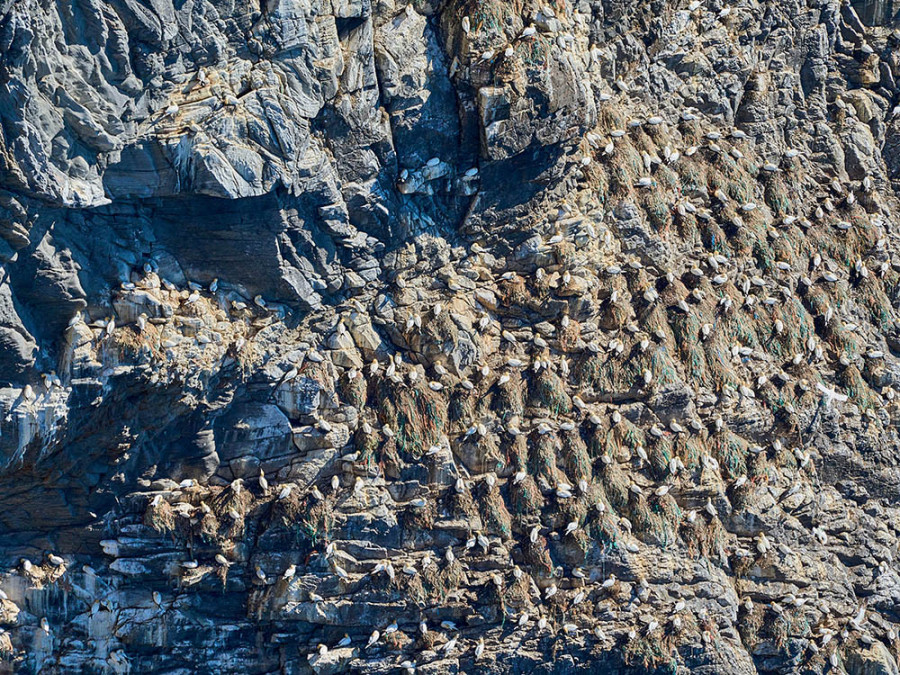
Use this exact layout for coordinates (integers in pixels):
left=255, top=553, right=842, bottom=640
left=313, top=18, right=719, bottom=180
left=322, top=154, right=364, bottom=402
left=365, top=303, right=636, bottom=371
left=1, top=0, right=900, bottom=673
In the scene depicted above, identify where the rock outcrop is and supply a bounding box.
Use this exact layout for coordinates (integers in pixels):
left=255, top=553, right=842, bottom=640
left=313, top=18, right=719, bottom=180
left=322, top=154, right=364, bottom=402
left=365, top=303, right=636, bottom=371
left=1, top=0, right=900, bottom=673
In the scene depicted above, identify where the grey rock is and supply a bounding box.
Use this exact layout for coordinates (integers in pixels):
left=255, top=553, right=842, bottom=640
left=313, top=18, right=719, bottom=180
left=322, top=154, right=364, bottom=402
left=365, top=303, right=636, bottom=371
left=0, top=1, right=900, bottom=674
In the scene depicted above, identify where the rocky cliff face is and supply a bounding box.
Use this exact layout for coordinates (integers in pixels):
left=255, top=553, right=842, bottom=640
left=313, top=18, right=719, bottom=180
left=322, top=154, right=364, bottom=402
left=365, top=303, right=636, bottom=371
left=1, top=0, right=900, bottom=673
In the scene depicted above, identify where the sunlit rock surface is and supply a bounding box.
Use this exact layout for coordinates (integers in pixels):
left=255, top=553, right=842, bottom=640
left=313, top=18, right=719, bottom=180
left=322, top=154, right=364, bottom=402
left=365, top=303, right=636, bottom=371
left=1, top=0, right=900, bottom=673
